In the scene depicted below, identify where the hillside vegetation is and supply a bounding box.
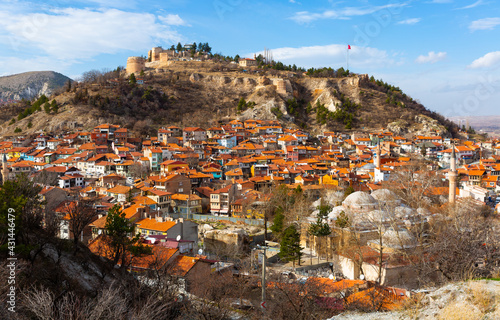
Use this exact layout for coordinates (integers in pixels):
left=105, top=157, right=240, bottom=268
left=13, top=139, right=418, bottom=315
left=0, top=62, right=458, bottom=137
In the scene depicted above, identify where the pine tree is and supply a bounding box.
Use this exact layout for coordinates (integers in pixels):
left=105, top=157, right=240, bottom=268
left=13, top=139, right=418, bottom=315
left=270, top=206, right=285, bottom=236
left=309, top=202, right=332, bottom=262
left=279, top=224, right=302, bottom=268
left=129, top=73, right=137, bottom=85
left=105, top=205, right=150, bottom=266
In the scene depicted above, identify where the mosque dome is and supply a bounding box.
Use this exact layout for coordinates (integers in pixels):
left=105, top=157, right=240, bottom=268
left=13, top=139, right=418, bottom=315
left=343, top=191, right=377, bottom=210
left=371, top=189, right=398, bottom=202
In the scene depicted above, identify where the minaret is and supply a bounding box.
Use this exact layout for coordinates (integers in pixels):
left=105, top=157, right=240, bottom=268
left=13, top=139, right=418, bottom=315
left=449, top=145, right=457, bottom=204
left=1, top=154, right=9, bottom=183
left=375, top=142, right=381, bottom=169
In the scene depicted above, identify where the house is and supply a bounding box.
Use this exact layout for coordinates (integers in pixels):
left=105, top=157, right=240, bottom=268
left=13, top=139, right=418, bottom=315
left=183, top=127, right=207, bottom=143
left=154, top=174, right=191, bottom=194
left=210, top=184, right=239, bottom=216
left=145, top=188, right=172, bottom=212
left=171, top=194, right=202, bottom=214
left=58, top=172, right=85, bottom=189
left=160, top=160, right=189, bottom=174
left=144, top=148, right=163, bottom=171
left=166, top=255, right=212, bottom=293
left=136, top=217, right=198, bottom=243
left=238, top=58, right=257, bottom=67
left=106, top=185, right=132, bottom=203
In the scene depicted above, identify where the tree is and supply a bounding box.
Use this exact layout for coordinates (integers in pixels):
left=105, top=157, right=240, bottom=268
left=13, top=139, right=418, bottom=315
left=279, top=224, right=302, bottom=268
left=105, top=205, right=149, bottom=267
left=236, top=97, right=246, bottom=111
left=176, top=42, right=183, bottom=52
left=27, top=121, right=32, bottom=128
left=0, top=174, right=47, bottom=250
left=270, top=206, right=285, bottom=238
left=44, top=102, right=51, bottom=114
left=309, top=202, right=332, bottom=262
left=60, top=194, right=98, bottom=253
left=234, top=54, right=240, bottom=62
left=129, top=73, right=137, bottom=85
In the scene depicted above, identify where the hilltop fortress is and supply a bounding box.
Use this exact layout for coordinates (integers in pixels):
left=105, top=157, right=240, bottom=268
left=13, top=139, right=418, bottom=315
left=126, top=46, right=211, bottom=75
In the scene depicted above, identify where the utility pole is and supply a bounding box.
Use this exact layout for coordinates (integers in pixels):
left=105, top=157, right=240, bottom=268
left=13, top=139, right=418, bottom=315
left=257, top=244, right=268, bottom=312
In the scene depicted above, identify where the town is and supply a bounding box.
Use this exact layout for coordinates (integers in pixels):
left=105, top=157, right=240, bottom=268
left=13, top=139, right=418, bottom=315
left=1, top=111, right=500, bottom=317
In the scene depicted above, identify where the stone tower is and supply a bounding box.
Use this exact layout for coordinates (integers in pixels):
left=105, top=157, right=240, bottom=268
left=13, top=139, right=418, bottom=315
left=449, top=145, right=457, bottom=204
left=126, top=56, right=146, bottom=75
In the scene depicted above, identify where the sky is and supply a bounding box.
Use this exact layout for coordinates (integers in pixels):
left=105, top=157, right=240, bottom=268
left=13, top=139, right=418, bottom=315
left=0, top=0, right=499, bottom=118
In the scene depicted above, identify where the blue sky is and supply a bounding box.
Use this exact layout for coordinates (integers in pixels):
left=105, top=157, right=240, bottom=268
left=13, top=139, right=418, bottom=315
left=0, top=0, right=499, bottom=118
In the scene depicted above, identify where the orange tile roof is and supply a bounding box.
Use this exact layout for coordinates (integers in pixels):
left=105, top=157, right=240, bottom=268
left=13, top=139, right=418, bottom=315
left=136, top=218, right=176, bottom=232
left=167, top=255, right=200, bottom=277
left=106, top=185, right=131, bottom=194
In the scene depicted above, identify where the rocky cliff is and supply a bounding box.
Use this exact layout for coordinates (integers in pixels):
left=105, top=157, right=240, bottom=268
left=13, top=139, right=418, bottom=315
left=0, top=71, right=70, bottom=102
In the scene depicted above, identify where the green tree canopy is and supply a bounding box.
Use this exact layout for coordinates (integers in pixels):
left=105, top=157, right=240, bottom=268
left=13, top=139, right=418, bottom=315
left=279, top=224, right=302, bottom=268
left=270, top=206, right=285, bottom=236
left=129, top=73, right=137, bottom=85
left=104, top=205, right=149, bottom=266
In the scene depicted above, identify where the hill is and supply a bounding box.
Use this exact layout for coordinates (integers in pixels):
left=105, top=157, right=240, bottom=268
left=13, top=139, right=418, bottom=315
left=0, top=71, right=71, bottom=103
left=0, top=63, right=458, bottom=137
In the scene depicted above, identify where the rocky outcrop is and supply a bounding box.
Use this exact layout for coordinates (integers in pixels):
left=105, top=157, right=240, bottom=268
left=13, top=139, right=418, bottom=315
left=0, top=71, right=70, bottom=102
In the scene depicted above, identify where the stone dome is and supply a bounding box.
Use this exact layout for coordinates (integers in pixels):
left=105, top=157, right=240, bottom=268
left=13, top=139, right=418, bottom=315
left=327, top=206, right=347, bottom=223
left=371, top=189, right=398, bottom=202
left=343, top=191, right=378, bottom=210
left=382, top=228, right=416, bottom=249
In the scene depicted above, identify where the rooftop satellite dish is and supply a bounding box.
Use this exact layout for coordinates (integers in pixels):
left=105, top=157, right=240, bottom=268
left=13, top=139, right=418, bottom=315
left=176, top=235, right=181, bottom=241
left=329, top=274, right=334, bottom=280
left=360, top=274, right=365, bottom=280
left=198, top=248, right=203, bottom=255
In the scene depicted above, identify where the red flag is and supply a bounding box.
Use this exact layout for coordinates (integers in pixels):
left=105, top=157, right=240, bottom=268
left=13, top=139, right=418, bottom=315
left=348, top=45, right=351, bottom=49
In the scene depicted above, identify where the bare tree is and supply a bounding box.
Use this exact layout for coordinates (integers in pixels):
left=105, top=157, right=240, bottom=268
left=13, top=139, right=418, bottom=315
left=383, top=158, right=442, bottom=209
left=426, top=199, right=499, bottom=282
left=59, top=192, right=98, bottom=253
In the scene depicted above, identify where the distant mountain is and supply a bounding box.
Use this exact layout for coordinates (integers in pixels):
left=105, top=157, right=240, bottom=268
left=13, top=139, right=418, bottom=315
left=0, top=71, right=71, bottom=103
left=449, top=115, right=500, bottom=137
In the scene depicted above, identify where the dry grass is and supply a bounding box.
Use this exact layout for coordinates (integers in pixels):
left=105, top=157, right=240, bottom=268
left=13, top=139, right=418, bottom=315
left=437, top=300, right=484, bottom=320
left=467, top=281, right=497, bottom=313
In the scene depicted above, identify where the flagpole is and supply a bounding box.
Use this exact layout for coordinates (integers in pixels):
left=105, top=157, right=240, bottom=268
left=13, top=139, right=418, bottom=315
left=346, top=44, right=349, bottom=71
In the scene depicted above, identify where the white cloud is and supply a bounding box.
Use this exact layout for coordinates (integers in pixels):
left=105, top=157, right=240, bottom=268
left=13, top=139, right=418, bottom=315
left=251, top=44, right=398, bottom=70
left=0, top=56, right=74, bottom=76
left=457, top=0, right=484, bottom=10
left=415, top=51, right=447, bottom=64
left=158, top=14, right=189, bottom=26
left=289, top=3, right=407, bottom=23
left=430, top=0, right=453, bottom=3
left=468, top=51, right=500, bottom=68
left=0, top=8, right=183, bottom=61
left=397, top=18, right=421, bottom=25
left=469, top=17, right=500, bottom=31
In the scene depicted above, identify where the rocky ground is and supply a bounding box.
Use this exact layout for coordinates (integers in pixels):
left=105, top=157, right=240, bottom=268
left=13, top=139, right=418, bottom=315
left=329, top=280, right=500, bottom=320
